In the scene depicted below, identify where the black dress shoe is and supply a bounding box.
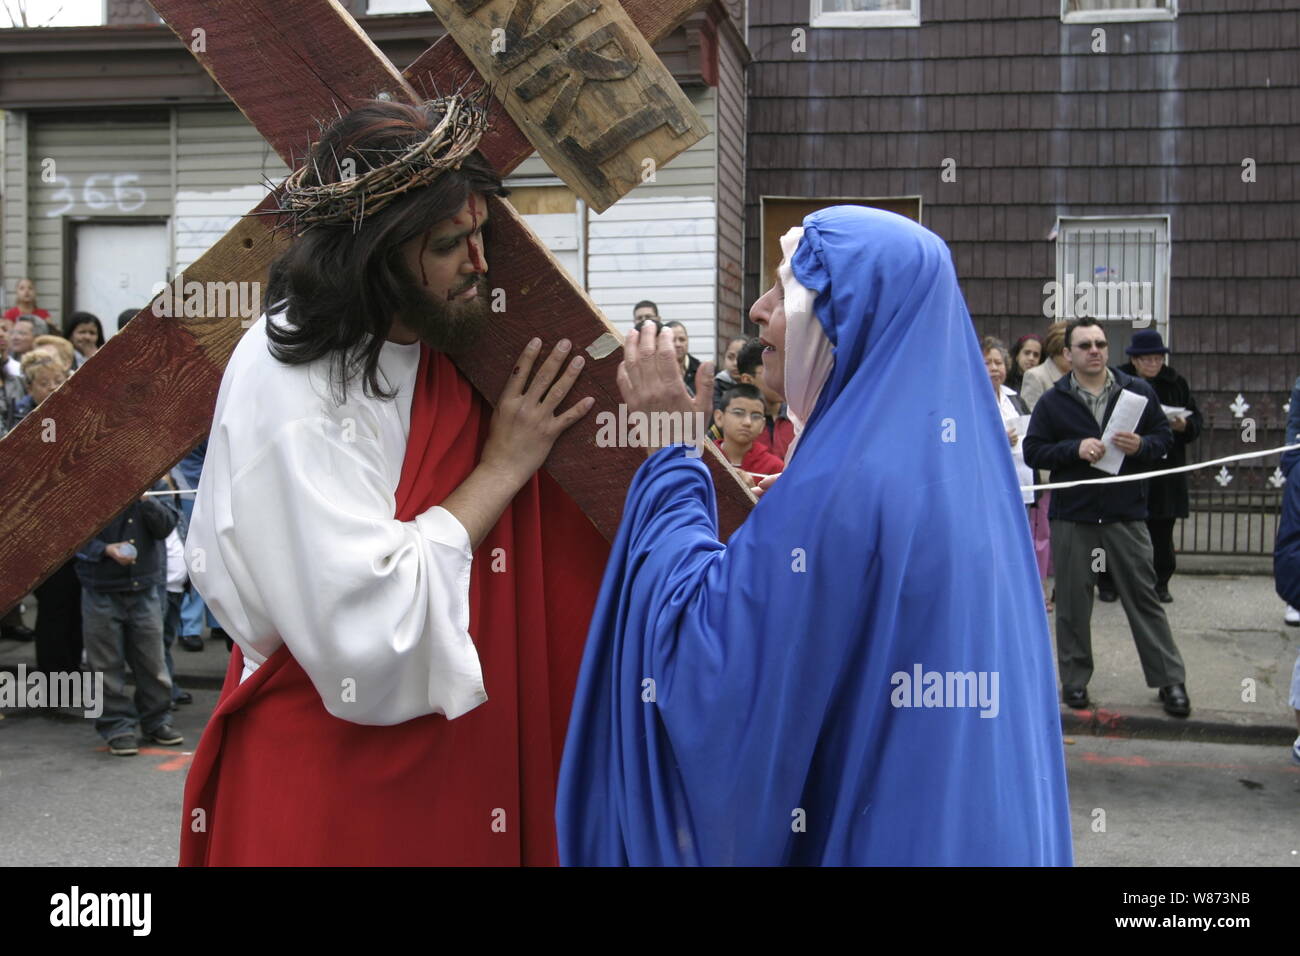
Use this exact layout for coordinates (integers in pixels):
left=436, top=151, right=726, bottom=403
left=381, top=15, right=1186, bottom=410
left=1097, top=588, right=1118, bottom=603
left=1063, top=686, right=1090, bottom=709
left=1, top=623, right=36, bottom=642
left=1159, top=683, right=1190, bottom=718
left=179, top=633, right=204, bottom=652
left=1155, top=585, right=1173, bottom=603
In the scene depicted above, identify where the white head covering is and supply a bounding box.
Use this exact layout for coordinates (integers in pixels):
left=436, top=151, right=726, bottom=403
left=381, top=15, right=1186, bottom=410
left=777, top=227, right=834, bottom=461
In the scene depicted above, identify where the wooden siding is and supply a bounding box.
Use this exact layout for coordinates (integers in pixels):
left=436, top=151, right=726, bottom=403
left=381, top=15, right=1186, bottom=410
left=174, top=107, right=288, bottom=272
left=2, top=111, right=30, bottom=305
left=745, top=0, right=1300, bottom=490
left=25, top=113, right=172, bottom=324
left=715, top=13, right=749, bottom=357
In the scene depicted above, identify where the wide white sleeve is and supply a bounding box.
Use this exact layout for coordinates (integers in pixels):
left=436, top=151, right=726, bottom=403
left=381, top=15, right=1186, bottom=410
left=198, top=416, right=486, bottom=725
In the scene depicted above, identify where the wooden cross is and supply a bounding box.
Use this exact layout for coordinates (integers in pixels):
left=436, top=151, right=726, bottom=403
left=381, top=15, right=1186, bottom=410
left=0, top=0, right=755, bottom=613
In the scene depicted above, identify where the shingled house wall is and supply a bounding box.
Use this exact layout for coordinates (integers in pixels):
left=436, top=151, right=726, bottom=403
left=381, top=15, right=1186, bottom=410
left=745, top=0, right=1300, bottom=505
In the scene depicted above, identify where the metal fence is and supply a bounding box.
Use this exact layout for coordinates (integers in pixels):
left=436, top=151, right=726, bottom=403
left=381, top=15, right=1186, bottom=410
left=1176, top=465, right=1284, bottom=556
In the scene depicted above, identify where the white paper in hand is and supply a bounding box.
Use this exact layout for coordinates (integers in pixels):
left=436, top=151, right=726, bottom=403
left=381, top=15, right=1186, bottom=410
left=1009, top=414, right=1032, bottom=464
left=1096, top=390, right=1149, bottom=475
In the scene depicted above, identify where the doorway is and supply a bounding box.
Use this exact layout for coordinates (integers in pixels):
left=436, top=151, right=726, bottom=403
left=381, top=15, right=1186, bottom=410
left=67, top=219, right=170, bottom=336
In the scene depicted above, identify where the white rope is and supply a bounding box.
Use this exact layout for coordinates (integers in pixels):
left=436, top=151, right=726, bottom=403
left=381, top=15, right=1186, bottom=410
left=138, top=444, right=1299, bottom=497
left=747, top=442, right=1300, bottom=492
left=1022, top=442, right=1300, bottom=493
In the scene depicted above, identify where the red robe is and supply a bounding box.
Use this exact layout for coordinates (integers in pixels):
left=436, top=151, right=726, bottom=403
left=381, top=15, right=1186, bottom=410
left=179, top=348, right=609, bottom=866
left=714, top=438, right=786, bottom=486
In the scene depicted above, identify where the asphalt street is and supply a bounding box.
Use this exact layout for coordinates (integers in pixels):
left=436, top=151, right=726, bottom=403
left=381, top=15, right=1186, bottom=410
left=1, top=689, right=1295, bottom=866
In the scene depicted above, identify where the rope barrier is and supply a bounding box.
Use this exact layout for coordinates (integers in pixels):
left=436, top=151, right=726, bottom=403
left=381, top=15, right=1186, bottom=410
left=139, top=444, right=1300, bottom=496
left=1021, top=442, right=1300, bottom=493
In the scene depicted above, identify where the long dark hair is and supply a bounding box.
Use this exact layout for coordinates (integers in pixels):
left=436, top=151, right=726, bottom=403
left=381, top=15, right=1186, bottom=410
left=265, top=100, right=506, bottom=402
left=64, top=311, right=105, bottom=348
left=1008, top=333, right=1042, bottom=391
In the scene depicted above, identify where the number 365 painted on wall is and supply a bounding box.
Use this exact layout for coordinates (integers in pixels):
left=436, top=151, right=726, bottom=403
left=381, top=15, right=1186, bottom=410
left=46, top=173, right=148, bottom=217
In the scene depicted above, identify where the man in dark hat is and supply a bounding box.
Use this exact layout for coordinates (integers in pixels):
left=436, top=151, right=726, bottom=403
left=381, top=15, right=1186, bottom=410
left=1024, top=317, right=1191, bottom=718
left=1099, top=329, right=1202, bottom=603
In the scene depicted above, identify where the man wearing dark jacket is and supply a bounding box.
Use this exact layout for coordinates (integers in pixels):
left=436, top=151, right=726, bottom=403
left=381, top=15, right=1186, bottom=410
left=76, top=479, right=183, bottom=755
left=1024, top=317, right=1190, bottom=718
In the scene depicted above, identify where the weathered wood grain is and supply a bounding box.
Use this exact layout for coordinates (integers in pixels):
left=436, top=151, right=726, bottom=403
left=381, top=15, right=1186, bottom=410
left=151, top=0, right=420, bottom=165
left=476, top=195, right=755, bottom=538
left=0, top=194, right=288, bottom=613
left=425, top=0, right=708, bottom=212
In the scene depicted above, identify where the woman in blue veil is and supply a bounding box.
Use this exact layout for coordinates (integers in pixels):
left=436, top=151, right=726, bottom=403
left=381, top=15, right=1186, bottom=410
left=556, top=205, right=1073, bottom=866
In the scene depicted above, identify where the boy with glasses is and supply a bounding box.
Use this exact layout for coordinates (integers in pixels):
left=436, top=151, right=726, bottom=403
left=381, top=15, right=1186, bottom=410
left=713, top=384, right=785, bottom=486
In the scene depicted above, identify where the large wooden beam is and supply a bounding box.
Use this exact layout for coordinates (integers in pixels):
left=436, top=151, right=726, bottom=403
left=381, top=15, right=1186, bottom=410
left=0, top=0, right=751, bottom=614
left=426, top=0, right=708, bottom=213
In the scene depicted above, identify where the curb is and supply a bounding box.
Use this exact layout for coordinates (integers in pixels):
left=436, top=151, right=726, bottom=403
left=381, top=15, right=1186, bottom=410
left=1060, top=705, right=1295, bottom=746
left=0, top=662, right=228, bottom=692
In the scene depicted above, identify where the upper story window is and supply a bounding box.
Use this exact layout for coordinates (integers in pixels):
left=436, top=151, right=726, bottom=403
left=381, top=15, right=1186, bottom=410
left=810, top=0, right=920, bottom=29
left=1061, top=0, right=1176, bottom=23
left=366, top=0, right=430, bottom=13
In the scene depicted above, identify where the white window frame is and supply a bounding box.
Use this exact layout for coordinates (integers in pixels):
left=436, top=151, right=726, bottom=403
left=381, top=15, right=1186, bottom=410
left=366, top=0, right=430, bottom=14
left=811, top=0, right=920, bottom=29
left=1061, top=0, right=1177, bottom=24
left=1053, top=215, right=1172, bottom=347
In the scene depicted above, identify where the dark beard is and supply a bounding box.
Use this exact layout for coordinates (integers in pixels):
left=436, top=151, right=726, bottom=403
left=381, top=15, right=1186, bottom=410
left=393, top=273, right=490, bottom=355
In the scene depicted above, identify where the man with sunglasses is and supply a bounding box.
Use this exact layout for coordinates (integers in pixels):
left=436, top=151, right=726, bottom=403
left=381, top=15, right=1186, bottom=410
left=1023, top=316, right=1190, bottom=718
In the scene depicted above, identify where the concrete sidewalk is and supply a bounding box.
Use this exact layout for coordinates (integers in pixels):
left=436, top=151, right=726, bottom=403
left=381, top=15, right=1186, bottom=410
left=3, top=571, right=1297, bottom=745
left=1053, top=570, right=1298, bottom=745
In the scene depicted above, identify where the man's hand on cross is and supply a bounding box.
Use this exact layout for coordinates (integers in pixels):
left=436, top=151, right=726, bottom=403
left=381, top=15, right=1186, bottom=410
left=482, top=338, right=594, bottom=484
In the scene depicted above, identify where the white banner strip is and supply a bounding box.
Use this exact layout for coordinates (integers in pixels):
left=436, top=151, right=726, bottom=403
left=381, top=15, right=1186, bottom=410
left=1022, top=442, right=1300, bottom=493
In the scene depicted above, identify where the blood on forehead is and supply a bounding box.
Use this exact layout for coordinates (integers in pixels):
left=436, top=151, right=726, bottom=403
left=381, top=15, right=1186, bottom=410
left=464, top=194, right=484, bottom=271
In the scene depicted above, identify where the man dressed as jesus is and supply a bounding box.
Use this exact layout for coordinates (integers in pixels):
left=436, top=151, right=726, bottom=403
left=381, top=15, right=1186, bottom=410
left=180, top=96, right=609, bottom=865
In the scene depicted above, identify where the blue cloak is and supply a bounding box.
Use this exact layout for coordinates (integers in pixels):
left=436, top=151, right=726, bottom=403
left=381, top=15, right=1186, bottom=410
left=556, top=206, right=1073, bottom=865
left=1273, top=446, right=1300, bottom=608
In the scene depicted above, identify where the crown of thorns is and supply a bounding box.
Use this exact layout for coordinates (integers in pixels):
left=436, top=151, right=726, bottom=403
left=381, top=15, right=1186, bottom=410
left=270, top=93, right=491, bottom=235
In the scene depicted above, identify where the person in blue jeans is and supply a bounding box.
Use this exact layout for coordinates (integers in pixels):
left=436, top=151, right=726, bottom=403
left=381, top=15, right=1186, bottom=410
left=174, top=438, right=227, bottom=651
left=158, top=470, right=193, bottom=705
left=76, top=479, right=183, bottom=756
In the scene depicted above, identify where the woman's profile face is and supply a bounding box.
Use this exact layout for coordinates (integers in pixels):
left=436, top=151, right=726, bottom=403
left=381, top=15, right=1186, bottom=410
left=985, top=349, right=1006, bottom=390
left=748, top=278, right=787, bottom=401
left=1017, top=340, right=1041, bottom=371
left=723, top=337, right=745, bottom=375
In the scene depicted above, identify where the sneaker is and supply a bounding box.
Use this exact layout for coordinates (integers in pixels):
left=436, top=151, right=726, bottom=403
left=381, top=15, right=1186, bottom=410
left=144, top=725, right=183, bottom=746
left=108, top=735, right=139, bottom=756
left=1292, top=735, right=1300, bottom=765
left=178, top=633, right=204, bottom=652
left=1286, top=606, right=1300, bottom=627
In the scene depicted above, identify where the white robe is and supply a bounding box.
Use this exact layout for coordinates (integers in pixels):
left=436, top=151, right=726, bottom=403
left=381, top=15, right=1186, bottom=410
left=187, top=313, right=486, bottom=725
left=998, top=384, right=1035, bottom=506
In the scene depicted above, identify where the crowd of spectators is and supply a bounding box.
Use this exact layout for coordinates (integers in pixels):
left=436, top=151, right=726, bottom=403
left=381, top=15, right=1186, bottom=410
left=0, top=280, right=228, bottom=756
